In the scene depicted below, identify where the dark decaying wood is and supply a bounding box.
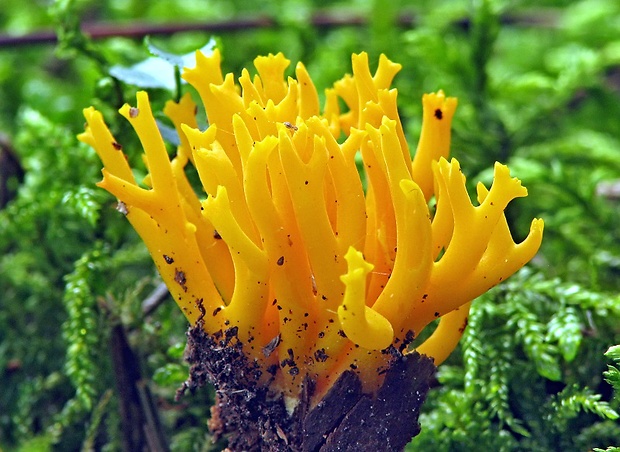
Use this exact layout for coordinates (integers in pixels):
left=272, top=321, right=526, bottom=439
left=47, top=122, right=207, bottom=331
left=179, top=313, right=436, bottom=452
left=0, top=135, right=24, bottom=209
left=110, top=324, right=169, bottom=452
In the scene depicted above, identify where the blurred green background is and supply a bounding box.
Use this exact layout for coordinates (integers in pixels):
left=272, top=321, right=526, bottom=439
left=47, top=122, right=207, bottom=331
left=1, top=0, right=620, bottom=450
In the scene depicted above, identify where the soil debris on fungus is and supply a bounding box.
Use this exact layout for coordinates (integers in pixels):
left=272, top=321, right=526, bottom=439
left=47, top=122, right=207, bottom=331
left=179, top=317, right=435, bottom=451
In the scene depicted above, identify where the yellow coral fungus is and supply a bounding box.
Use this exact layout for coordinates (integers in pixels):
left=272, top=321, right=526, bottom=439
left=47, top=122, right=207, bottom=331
left=79, top=49, right=543, bottom=402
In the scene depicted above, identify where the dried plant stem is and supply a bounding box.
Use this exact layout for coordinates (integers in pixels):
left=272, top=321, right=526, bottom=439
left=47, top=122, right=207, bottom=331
left=0, top=10, right=560, bottom=48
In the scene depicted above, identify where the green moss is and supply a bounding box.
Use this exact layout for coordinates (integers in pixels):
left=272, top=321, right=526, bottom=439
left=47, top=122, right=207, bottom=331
left=1, top=0, right=619, bottom=449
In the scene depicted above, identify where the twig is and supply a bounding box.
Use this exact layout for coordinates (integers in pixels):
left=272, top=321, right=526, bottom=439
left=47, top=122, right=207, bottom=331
left=0, top=14, right=375, bottom=47
left=142, top=282, right=170, bottom=317
left=0, top=10, right=559, bottom=48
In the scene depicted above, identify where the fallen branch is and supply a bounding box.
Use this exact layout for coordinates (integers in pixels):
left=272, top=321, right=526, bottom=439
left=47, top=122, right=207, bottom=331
left=0, top=10, right=560, bottom=48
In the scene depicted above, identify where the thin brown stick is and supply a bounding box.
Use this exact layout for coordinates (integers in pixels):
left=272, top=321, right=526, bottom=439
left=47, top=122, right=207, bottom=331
left=0, top=13, right=380, bottom=48
left=0, top=10, right=558, bottom=48
left=142, top=282, right=170, bottom=317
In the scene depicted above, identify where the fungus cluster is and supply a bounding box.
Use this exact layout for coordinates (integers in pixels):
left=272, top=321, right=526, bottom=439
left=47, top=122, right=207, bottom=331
left=79, top=50, right=543, bottom=409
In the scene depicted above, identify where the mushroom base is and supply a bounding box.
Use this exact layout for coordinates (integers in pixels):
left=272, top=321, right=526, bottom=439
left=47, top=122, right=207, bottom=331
left=178, top=316, right=436, bottom=451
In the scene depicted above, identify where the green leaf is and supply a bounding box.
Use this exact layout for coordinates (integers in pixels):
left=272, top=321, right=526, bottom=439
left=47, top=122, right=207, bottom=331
left=109, top=58, right=178, bottom=90
left=547, top=306, right=582, bottom=362
left=605, top=345, right=620, bottom=361
left=167, top=341, right=186, bottom=360
left=59, top=245, right=107, bottom=417
left=109, top=38, right=216, bottom=91
left=61, top=187, right=103, bottom=227
left=15, top=433, right=55, bottom=452
left=510, top=309, right=562, bottom=381
left=603, top=345, right=620, bottom=398
left=153, top=363, right=188, bottom=387
left=549, top=384, right=619, bottom=422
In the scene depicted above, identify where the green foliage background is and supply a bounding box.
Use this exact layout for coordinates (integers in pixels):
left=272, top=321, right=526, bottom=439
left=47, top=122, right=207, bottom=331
left=1, top=0, right=619, bottom=450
